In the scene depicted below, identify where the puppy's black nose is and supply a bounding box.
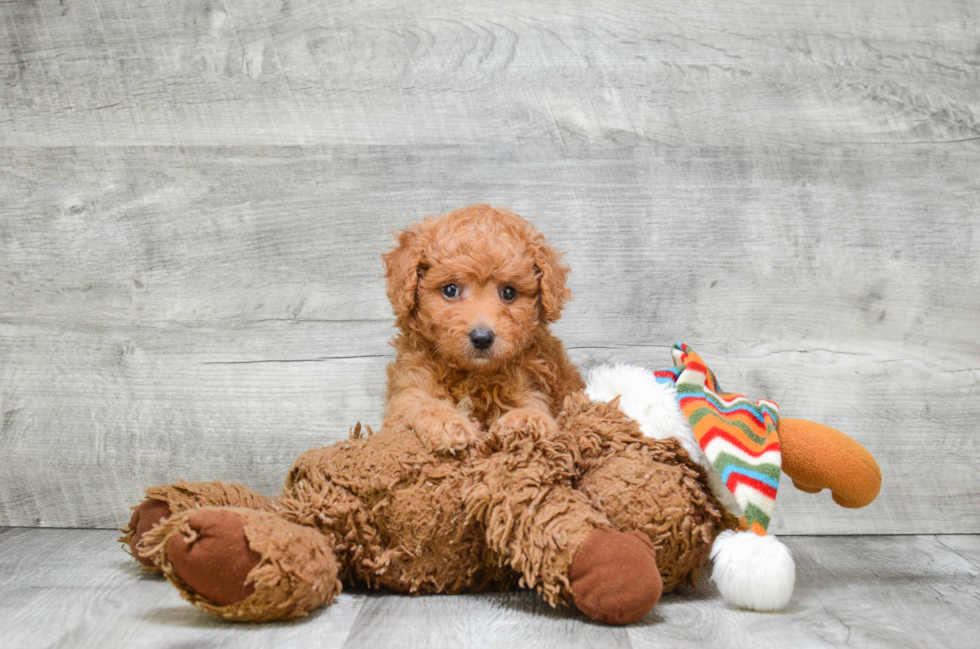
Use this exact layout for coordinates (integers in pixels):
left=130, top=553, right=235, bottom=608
left=469, top=328, right=495, bottom=350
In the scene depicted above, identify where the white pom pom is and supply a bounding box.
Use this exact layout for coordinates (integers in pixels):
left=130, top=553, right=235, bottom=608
left=710, top=530, right=795, bottom=611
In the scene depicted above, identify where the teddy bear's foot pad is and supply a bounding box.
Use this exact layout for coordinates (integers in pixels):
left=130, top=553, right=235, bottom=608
left=165, top=509, right=261, bottom=605
left=126, top=498, right=172, bottom=568
left=570, top=527, right=663, bottom=624
left=140, top=507, right=342, bottom=621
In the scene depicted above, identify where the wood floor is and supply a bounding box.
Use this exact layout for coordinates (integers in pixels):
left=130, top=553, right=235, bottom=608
left=1, top=528, right=977, bottom=649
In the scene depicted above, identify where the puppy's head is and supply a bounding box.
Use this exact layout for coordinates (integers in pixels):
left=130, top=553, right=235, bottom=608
left=382, top=204, right=570, bottom=369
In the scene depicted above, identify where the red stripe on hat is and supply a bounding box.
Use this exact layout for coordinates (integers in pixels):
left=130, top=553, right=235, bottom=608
left=727, top=472, right=778, bottom=500
left=685, top=361, right=707, bottom=375
left=678, top=395, right=710, bottom=410
left=700, top=427, right=781, bottom=456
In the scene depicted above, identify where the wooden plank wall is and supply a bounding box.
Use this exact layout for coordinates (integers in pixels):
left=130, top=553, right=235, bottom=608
left=0, top=0, right=977, bottom=533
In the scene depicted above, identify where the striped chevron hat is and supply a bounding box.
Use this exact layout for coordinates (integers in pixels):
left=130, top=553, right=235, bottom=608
left=653, top=343, right=794, bottom=611
left=655, top=342, right=781, bottom=535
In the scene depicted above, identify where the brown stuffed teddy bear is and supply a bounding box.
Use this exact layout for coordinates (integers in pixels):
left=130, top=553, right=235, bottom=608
left=121, top=205, right=880, bottom=624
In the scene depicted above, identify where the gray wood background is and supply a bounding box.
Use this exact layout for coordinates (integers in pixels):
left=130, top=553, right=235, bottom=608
left=1, top=0, right=978, bottom=533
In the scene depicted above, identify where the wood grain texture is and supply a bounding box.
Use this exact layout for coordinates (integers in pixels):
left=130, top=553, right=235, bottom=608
left=1, top=145, right=977, bottom=532
left=0, top=0, right=978, bottom=147
left=1, top=528, right=978, bottom=649
left=1, top=1, right=979, bottom=534
left=0, top=527, right=368, bottom=649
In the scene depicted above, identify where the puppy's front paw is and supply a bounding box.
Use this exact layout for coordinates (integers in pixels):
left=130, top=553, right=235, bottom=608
left=490, top=408, right=559, bottom=440
left=414, top=410, right=481, bottom=455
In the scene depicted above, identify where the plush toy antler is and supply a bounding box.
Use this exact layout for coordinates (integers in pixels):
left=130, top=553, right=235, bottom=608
left=778, top=417, right=881, bottom=508
left=585, top=343, right=882, bottom=612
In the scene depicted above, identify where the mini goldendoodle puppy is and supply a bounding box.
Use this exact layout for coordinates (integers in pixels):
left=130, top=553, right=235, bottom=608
left=381, top=203, right=586, bottom=453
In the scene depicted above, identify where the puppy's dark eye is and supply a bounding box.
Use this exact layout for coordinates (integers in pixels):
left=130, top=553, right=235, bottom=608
left=500, top=286, right=517, bottom=301
left=442, top=284, right=460, bottom=299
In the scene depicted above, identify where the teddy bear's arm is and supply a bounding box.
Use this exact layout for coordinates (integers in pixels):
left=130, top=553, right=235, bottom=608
left=777, top=418, right=882, bottom=508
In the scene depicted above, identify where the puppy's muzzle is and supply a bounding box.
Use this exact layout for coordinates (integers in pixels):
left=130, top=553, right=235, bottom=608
left=469, top=328, right=495, bottom=351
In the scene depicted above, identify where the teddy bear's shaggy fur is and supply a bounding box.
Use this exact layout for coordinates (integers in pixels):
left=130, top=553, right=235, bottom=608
left=121, top=205, right=734, bottom=624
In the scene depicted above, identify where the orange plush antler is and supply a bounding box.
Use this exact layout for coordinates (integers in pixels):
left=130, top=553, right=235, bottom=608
left=777, top=418, right=882, bottom=508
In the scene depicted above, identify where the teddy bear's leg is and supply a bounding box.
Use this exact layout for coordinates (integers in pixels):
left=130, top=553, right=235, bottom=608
left=576, top=445, right=731, bottom=591
left=139, top=506, right=342, bottom=621
left=120, top=480, right=278, bottom=570
left=560, top=392, right=734, bottom=592
left=282, top=433, right=504, bottom=596
left=467, top=413, right=663, bottom=624
left=276, top=469, right=392, bottom=588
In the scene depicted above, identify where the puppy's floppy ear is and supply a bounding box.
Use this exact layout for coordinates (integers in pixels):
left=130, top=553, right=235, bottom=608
left=530, top=232, right=571, bottom=323
left=382, top=228, right=426, bottom=328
